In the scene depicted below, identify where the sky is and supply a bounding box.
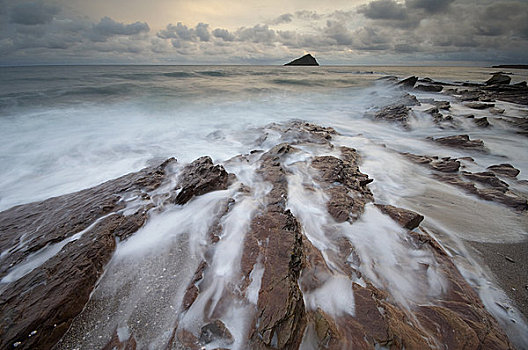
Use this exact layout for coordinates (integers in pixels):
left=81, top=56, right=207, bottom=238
left=0, top=0, right=527, bottom=65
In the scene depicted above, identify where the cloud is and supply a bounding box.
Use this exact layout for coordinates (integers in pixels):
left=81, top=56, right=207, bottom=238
left=10, top=1, right=59, bottom=25
left=236, top=24, right=276, bottom=43
left=324, top=20, right=354, bottom=46
left=406, top=0, right=455, bottom=13
left=212, top=28, right=235, bottom=41
left=157, top=22, right=211, bottom=42
left=92, top=17, right=149, bottom=41
left=271, top=13, right=293, bottom=25
left=358, top=0, right=408, bottom=20
left=294, top=10, right=323, bottom=20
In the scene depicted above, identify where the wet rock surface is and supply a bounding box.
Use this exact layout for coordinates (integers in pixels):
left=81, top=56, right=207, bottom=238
left=0, top=159, right=176, bottom=350
left=375, top=204, right=424, bottom=230
left=373, top=104, right=411, bottom=129
left=487, top=164, right=521, bottom=178
left=429, top=134, right=487, bottom=152
left=0, top=118, right=523, bottom=349
left=173, top=156, right=230, bottom=205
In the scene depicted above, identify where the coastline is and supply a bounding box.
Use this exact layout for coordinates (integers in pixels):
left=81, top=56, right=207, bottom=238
left=1, top=67, right=527, bottom=349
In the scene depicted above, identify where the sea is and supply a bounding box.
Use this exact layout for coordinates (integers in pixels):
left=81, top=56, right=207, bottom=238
left=1, top=65, right=528, bottom=349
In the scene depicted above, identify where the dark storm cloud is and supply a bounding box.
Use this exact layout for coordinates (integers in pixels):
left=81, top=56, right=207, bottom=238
left=212, top=28, right=235, bottom=41
left=157, top=22, right=210, bottom=42
left=92, top=17, right=149, bottom=41
left=475, top=1, right=528, bottom=38
left=1, top=0, right=528, bottom=65
left=405, top=0, right=455, bottom=13
left=324, top=20, right=354, bottom=45
left=358, top=0, right=408, bottom=20
left=10, top=1, right=59, bottom=25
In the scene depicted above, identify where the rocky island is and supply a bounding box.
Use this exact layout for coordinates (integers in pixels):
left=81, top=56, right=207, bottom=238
left=284, top=54, right=319, bottom=66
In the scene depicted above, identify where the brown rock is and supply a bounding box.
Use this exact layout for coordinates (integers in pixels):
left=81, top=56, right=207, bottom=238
left=465, top=102, right=495, bottom=109
left=474, top=117, right=491, bottom=128
left=239, top=144, right=307, bottom=349
left=430, top=134, right=487, bottom=152
left=487, top=164, right=520, bottom=178
left=398, top=76, right=418, bottom=88
left=311, top=147, right=374, bottom=223
left=374, top=104, right=411, bottom=129
left=434, top=100, right=451, bottom=110
left=414, top=84, right=443, bottom=92
left=375, top=204, right=424, bottom=230
left=0, top=215, right=118, bottom=350
left=486, top=73, right=511, bottom=86
left=402, top=153, right=460, bottom=173
left=174, top=156, right=229, bottom=205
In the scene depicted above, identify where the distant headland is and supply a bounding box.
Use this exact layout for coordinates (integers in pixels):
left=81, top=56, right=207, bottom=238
left=284, top=54, right=319, bottom=66
left=491, top=64, right=528, bottom=69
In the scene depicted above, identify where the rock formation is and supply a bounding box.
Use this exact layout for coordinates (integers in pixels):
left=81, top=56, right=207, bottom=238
left=284, top=54, right=319, bottom=66
left=0, top=124, right=521, bottom=349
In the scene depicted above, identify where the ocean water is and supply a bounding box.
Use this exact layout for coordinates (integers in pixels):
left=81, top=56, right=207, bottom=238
left=1, top=65, right=528, bottom=348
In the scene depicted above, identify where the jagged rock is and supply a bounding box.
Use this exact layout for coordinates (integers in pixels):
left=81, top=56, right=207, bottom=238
left=401, top=153, right=461, bottom=173
left=490, top=107, right=505, bottom=115
left=462, top=171, right=509, bottom=192
left=434, top=173, right=527, bottom=211
left=398, top=76, right=418, bottom=88
left=487, top=164, right=520, bottom=178
left=199, top=320, right=234, bottom=345
left=465, top=102, right=495, bottom=109
left=0, top=160, right=176, bottom=350
left=474, top=117, right=491, bottom=127
left=415, top=84, right=443, bottom=92
left=174, top=156, right=229, bottom=205
left=240, top=144, right=307, bottom=349
left=431, top=158, right=461, bottom=172
left=311, top=147, right=374, bottom=223
left=284, top=54, right=319, bottom=66
left=375, top=204, right=424, bottom=230
left=263, top=121, right=337, bottom=146
left=434, top=100, right=451, bottom=110
left=374, top=104, right=411, bottom=129
left=399, top=93, right=421, bottom=106
left=430, top=134, right=487, bottom=152
left=486, top=73, right=511, bottom=85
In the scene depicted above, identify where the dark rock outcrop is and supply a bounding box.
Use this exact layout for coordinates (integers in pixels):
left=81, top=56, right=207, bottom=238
left=284, top=54, right=319, bottom=66
left=173, top=156, right=230, bottom=205
left=375, top=204, right=424, bottom=230
left=474, top=117, right=491, bottom=127
left=487, top=164, right=520, bottom=178
left=374, top=104, right=411, bottom=129
left=415, top=84, right=443, bottom=92
left=0, top=159, right=177, bottom=350
left=311, top=147, right=374, bottom=223
left=465, top=102, right=495, bottom=109
left=397, top=76, right=418, bottom=89
left=486, top=73, right=511, bottom=85
left=242, top=144, right=307, bottom=349
left=402, top=153, right=461, bottom=173
left=429, top=134, right=487, bottom=152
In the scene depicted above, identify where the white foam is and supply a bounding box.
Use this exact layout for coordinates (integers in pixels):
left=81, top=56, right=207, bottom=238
left=303, top=274, right=355, bottom=317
